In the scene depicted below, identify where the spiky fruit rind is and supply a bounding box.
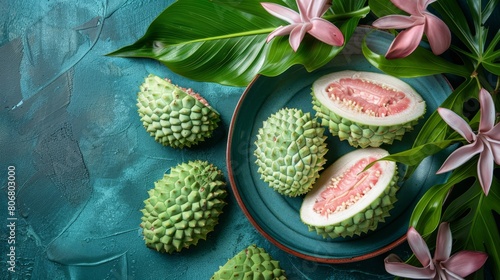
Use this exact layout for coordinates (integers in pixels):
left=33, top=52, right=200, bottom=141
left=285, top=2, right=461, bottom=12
left=140, top=160, right=227, bottom=253
left=211, top=244, right=287, bottom=280
left=254, top=108, right=328, bottom=197
left=311, top=70, right=425, bottom=148
left=300, top=148, right=399, bottom=239
left=137, top=74, right=220, bottom=148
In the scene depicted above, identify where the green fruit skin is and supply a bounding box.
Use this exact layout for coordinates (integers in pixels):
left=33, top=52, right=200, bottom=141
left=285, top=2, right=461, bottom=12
left=140, top=160, right=227, bottom=253
left=254, top=108, right=328, bottom=197
left=311, top=92, right=424, bottom=148
left=211, top=245, right=287, bottom=280
left=137, top=74, right=220, bottom=149
left=305, top=167, right=399, bottom=239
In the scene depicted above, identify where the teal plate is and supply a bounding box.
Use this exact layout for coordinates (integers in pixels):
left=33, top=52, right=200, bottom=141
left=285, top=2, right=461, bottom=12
left=226, top=29, right=452, bottom=263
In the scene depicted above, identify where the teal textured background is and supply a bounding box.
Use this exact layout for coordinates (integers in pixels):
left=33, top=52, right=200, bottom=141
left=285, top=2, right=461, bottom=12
left=0, top=0, right=413, bottom=279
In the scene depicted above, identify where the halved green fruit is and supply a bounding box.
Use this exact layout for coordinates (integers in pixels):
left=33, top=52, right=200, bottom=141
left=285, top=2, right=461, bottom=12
left=312, top=70, right=426, bottom=148
left=300, top=148, right=399, bottom=239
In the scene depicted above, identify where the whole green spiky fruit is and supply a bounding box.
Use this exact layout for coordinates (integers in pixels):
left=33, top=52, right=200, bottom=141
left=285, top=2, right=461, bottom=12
left=300, top=148, right=399, bottom=239
left=211, top=245, right=287, bottom=280
left=137, top=74, right=220, bottom=148
left=254, top=108, right=328, bottom=197
left=140, top=160, right=227, bottom=253
left=312, top=70, right=425, bottom=148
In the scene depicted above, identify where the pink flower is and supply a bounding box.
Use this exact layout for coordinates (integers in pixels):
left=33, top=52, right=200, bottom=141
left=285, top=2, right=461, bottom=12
left=261, top=0, right=344, bottom=52
left=372, top=0, right=451, bottom=59
left=436, top=88, right=500, bottom=196
left=385, top=222, right=488, bottom=279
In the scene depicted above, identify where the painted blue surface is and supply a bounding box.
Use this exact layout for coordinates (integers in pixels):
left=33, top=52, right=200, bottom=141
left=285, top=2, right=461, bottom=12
left=0, top=1, right=414, bottom=279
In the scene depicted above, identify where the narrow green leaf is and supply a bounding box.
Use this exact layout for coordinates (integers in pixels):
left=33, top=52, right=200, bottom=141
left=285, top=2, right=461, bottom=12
left=483, top=61, right=500, bottom=76
left=404, top=78, right=479, bottom=177
left=278, top=0, right=297, bottom=9
left=375, top=139, right=462, bottom=167
left=465, top=0, right=482, bottom=31
left=432, top=0, right=478, bottom=55
left=442, top=175, right=500, bottom=279
left=410, top=162, right=477, bottom=237
left=485, top=29, right=500, bottom=58
left=413, top=78, right=478, bottom=143
left=483, top=29, right=500, bottom=75
left=483, top=0, right=500, bottom=23
left=108, top=0, right=369, bottom=86
left=367, top=0, right=404, bottom=18
left=332, top=0, right=366, bottom=14
left=361, top=32, right=470, bottom=78
left=409, top=184, right=453, bottom=237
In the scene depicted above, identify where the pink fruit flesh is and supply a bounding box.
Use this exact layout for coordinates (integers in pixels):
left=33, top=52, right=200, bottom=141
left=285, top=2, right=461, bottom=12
left=313, top=157, right=382, bottom=216
left=327, top=78, right=410, bottom=117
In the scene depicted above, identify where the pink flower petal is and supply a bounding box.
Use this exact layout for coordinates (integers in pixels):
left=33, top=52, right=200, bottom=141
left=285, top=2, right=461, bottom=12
left=492, top=145, right=500, bottom=164
left=308, top=0, right=329, bottom=18
left=484, top=122, right=500, bottom=165
left=434, top=222, right=452, bottom=262
left=484, top=135, right=500, bottom=164
left=436, top=141, right=483, bottom=174
left=296, top=0, right=313, bottom=22
left=407, top=227, right=433, bottom=268
left=437, top=108, right=476, bottom=142
left=485, top=123, right=500, bottom=142
left=392, top=0, right=420, bottom=15
left=478, top=143, right=494, bottom=195
left=266, top=25, right=296, bottom=43
left=372, top=15, right=422, bottom=29
left=479, top=88, right=495, bottom=133
left=419, top=0, right=437, bottom=12
left=424, top=12, right=451, bottom=55
left=261, top=2, right=301, bottom=24
left=384, top=254, right=436, bottom=279
left=289, top=24, right=310, bottom=51
left=309, top=18, right=344, bottom=46
left=441, top=251, right=488, bottom=278
left=385, top=24, right=425, bottom=59
left=440, top=268, right=465, bottom=280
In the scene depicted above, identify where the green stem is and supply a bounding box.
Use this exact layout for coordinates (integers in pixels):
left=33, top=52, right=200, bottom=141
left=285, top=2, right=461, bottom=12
left=181, top=28, right=275, bottom=44
left=474, top=67, right=495, bottom=92
left=178, top=6, right=371, bottom=45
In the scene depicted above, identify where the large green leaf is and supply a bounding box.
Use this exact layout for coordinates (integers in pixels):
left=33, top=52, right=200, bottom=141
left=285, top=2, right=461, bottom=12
left=410, top=162, right=476, bottom=237
left=108, top=0, right=369, bottom=86
left=443, top=174, right=500, bottom=280
left=406, top=160, right=499, bottom=279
